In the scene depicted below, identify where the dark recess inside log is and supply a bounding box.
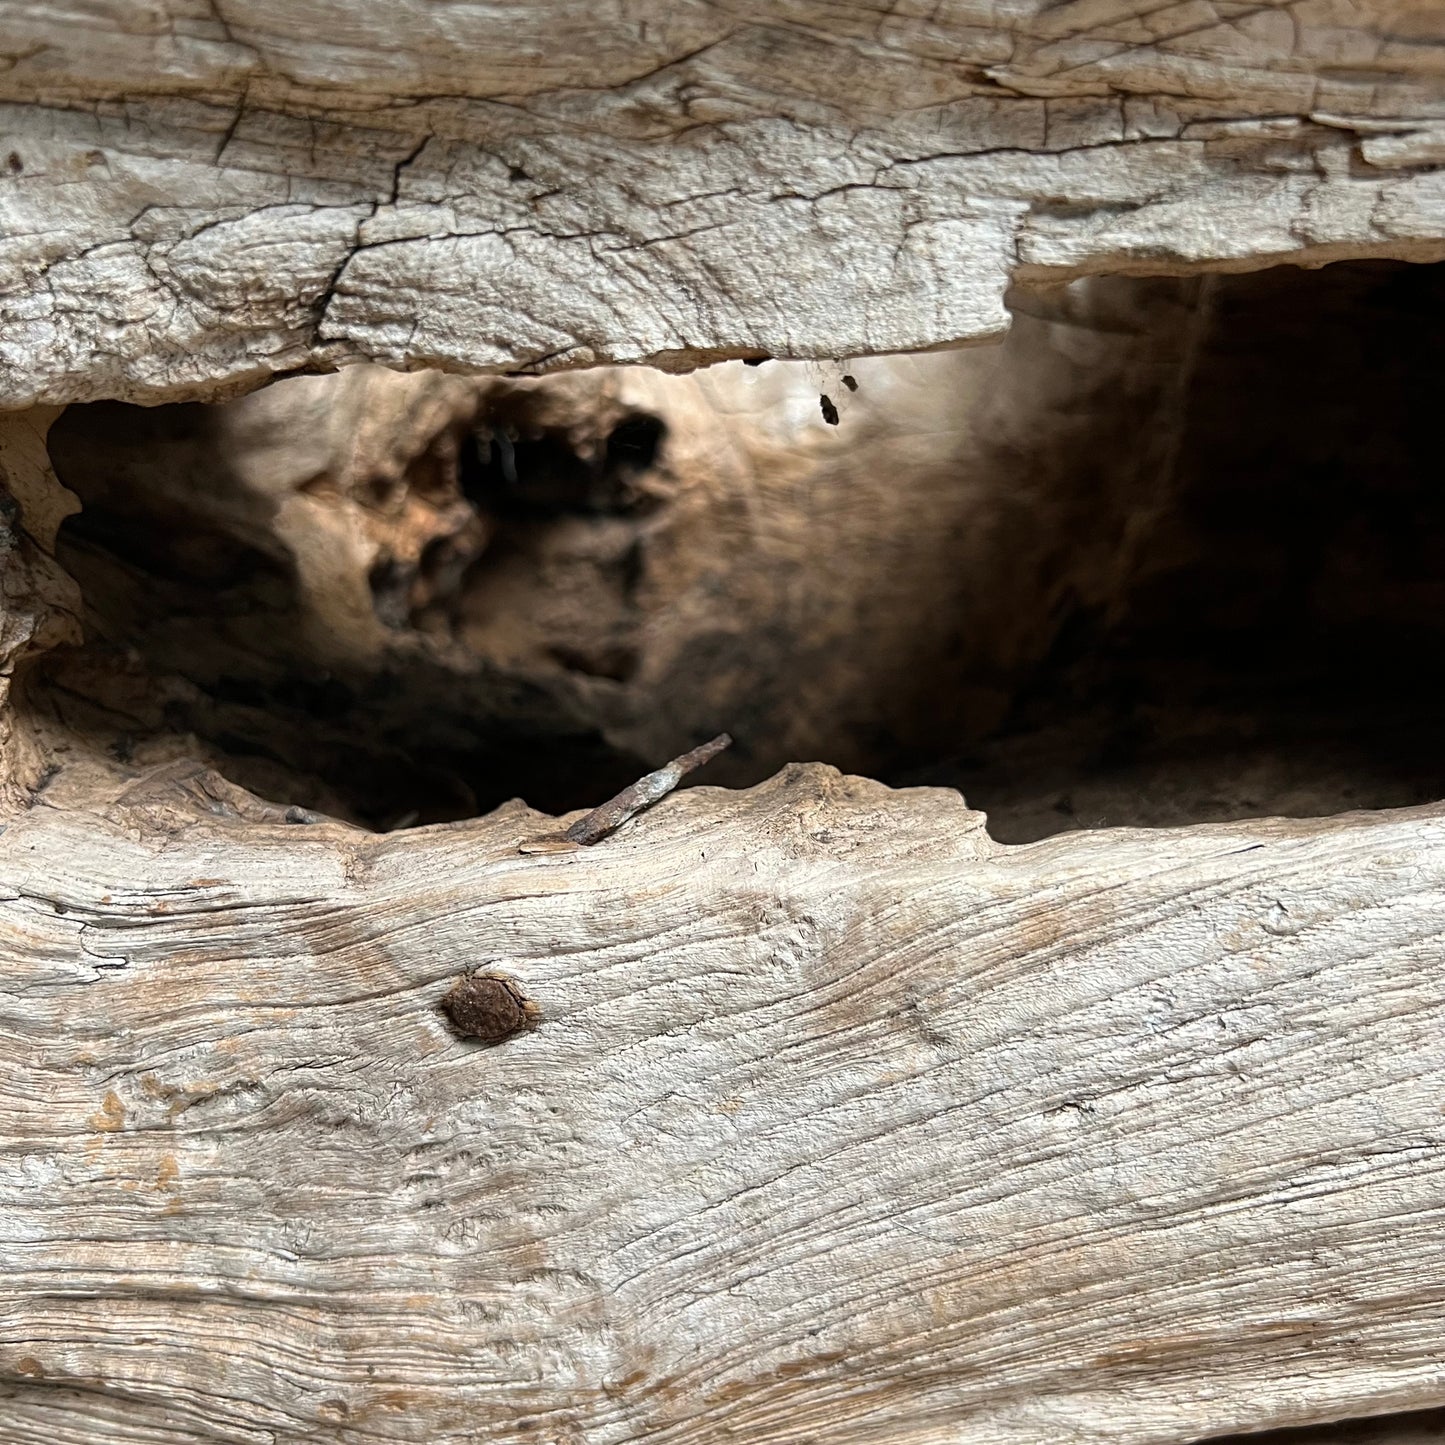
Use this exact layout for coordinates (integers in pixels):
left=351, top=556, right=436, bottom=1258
left=458, top=407, right=666, bottom=519
left=38, top=260, right=1445, bottom=840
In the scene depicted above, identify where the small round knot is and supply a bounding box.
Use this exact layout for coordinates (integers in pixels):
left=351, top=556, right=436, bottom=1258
left=440, top=973, right=540, bottom=1044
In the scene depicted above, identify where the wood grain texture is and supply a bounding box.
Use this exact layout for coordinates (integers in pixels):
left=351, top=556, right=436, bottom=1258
left=2, top=764, right=1444, bottom=1443
left=3, top=7, right=1445, bottom=1440
left=1, top=0, right=1443, bottom=404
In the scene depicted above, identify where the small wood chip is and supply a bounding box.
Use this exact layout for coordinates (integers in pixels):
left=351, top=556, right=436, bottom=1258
left=564, top=733, right=733, bottom=845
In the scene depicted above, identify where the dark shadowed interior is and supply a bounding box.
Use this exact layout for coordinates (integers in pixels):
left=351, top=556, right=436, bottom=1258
left=41, top=260, right=1445, bottom=840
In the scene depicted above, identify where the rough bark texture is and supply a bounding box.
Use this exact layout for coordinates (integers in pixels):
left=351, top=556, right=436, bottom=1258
left=1, top=1, right=1443, bottom=405
left=3, top=4, right=1445, bottom=1444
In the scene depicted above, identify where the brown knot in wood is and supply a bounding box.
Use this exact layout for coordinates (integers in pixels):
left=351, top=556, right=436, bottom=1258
left=440, top=973, right=539, bottom=1044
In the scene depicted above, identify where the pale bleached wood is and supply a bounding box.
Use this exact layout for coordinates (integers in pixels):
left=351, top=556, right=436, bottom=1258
left=2, top=763, right=1444, bottom=1443
left=3, top=6, right=1445, bottom=1441
left=1, top=1, right=1442, bottom=405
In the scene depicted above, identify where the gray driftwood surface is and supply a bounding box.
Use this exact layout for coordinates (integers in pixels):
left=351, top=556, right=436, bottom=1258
left=3, top=1, right=1445, bottom=1442
left=3, top=767, right=1445, bottom=1444
left=1, top=0, right=1443, bottom=404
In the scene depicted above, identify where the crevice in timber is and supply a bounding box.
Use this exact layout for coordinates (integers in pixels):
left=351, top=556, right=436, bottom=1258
left=35, top=259, right=1445, bottom=840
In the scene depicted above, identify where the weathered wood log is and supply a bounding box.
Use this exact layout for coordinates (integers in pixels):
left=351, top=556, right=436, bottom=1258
left=1, top=1, right=1442, bottom=406
left=3, top=2, right=1445, bottom=1442
left=2, top=766, right=1444, bottom=1443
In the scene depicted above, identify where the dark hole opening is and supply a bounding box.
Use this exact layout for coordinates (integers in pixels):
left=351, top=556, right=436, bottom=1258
left=459, top=402, right=666, bottom=519
left=39, top=259, right=1445, bottom=839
